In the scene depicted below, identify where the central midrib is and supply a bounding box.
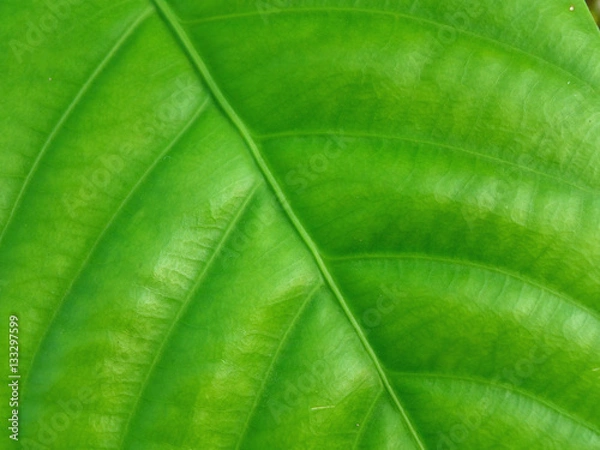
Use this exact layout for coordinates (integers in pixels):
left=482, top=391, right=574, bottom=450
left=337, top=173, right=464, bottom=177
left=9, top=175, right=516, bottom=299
left=151, top=0, right=427, bottom=449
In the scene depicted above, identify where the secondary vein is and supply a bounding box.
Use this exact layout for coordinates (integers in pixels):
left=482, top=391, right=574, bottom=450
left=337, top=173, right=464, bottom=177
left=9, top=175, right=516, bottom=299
left=0, top=7, right=154, bottom=249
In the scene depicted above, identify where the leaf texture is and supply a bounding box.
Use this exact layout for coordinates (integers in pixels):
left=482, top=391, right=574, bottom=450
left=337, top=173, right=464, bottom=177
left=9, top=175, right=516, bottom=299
left=1, top=0, right=600, bottom=449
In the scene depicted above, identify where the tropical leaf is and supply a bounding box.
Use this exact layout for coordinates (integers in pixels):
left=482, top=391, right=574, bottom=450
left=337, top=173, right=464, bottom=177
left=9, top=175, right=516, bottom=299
left=1, top=0, right=600, bottom=448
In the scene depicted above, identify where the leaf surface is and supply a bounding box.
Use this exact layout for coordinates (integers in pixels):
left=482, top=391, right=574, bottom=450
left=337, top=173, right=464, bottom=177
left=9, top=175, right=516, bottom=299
left=1, top=0, right=600, bottom=449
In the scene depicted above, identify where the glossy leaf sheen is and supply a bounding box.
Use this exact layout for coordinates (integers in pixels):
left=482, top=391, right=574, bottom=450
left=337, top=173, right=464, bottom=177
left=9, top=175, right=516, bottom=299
left=1, top=0, right=600, bottom=449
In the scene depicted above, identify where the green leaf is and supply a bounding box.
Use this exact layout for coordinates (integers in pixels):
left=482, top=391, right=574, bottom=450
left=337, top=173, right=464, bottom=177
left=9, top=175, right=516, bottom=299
left=2, top=0, right=600, bottom=448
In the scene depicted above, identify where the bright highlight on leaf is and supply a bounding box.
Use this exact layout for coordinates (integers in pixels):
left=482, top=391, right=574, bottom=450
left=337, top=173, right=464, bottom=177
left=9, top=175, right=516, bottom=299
left=1, top=0, right=600, bottom=449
